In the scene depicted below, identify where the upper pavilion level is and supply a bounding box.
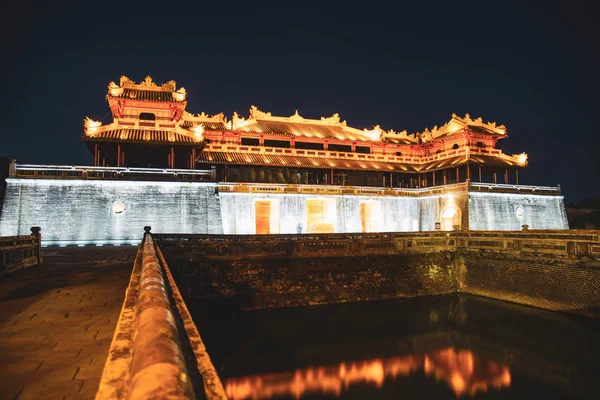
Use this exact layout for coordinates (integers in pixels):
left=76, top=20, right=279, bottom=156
left=81, top=76, right=527, bottom=186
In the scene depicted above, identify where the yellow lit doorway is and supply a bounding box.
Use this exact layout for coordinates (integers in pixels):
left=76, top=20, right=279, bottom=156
left=255, top=200, right=280, bottom=234
left=360, top=201, right=381, bottom=232
left=441, top=205, right=461, bottom=231
left=306, top=198, right=336, bottom=233
left=255, top=201, right=270, bottom=234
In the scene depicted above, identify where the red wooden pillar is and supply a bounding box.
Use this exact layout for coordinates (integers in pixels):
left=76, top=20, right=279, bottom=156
left=456, top=167, right=459, bottom=183
left=169, top=147, right=175, bottom=169
left=493, top=172, right=497, bottom=184
left=432, top=171, right=436, bottom=186
left=504, top=168, right=509, bottom=184
left=516, top=170, right=519, bottom=185
left=478, top=165, right=482, bottom=182
left=390, top=172, right=393, bottom=188
left=94, top=143, right=98, bottom=166
left=117, top=144, right=122, bottom=167
left=466, top=163, right=471, bottom=181
left=443, top=169, right=447, bottom=185
left=330, top=169, right=334, bottom=185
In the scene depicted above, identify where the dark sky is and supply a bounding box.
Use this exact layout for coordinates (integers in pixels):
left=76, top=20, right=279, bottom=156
left=0, top=0, right=598, bottom=203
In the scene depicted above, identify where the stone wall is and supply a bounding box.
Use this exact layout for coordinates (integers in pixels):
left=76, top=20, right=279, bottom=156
left=459, top=253, right=600, bottom=310
left=163, top=251, right=461, bottom=309
left=0, top=175, right=569, bottom=243
left=157, top=230, right=600, bottom=312
left=468, top=192, right=568, bottom=230
left=0, top=157, right=9, bottom=216
left=0, top=179, right=223, bottom=243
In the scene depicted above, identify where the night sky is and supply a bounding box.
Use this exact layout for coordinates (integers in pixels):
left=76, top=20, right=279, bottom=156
left=1, top=0, right=598, bottom=203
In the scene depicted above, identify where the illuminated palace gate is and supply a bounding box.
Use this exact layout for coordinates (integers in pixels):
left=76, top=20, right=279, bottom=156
left=0, top=75, right=570, bottom=242
left=216, top=183, right=567, bottom=235
left=0, top=166, right=568, bottom=243
left=82, top=76, right=529, bottom=195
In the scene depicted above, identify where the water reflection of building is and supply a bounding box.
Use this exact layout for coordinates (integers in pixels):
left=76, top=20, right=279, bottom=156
left=224, top=347, right=511, bottom=399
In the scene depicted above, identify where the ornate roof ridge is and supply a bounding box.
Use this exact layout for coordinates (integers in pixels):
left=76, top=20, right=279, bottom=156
left=182, top=111, right=226, bottom=124
left=232, top=106, right=416, bottom=143
left=107, top=76, right=186, bottom=101
left=247, top=105, right=350, bottom=127
left=409, top=113, right=507, bottom=143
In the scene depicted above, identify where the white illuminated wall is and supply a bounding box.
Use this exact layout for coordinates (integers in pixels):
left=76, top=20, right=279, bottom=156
left=0, top=178, right=570, bottom=243
left=219, top=193, right=434, bottom=234
left=468, top=192, right=568, bottom=230
left=0, top=179, right=223, bottom=243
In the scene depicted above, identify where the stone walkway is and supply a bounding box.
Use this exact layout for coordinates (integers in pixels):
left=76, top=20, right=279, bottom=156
left=0, top=245, right=138, bottom=400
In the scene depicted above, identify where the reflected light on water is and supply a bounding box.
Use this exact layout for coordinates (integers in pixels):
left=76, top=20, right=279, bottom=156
left=224, top=347, right=510, bottom=399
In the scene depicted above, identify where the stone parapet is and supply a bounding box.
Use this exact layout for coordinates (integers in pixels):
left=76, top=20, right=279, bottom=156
left=97, top=229, right=226, bottom=399
left=155, top=230, right=600, bottom=261
left=157, top=230, right=600, bottom=312
left=0, top=227, right=42, bottom=275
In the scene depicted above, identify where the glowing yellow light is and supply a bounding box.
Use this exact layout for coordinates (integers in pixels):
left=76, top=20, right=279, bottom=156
left=112, top=201, right=125, bottom=214
left=193, top=123, right=204, bottom=141
left=108, top=81, right=123, bottom=96
left=173, top=87, right=186, bottom=101
left=515, top=152, right=528, bottom=165
left=84, top=117, right=101, bottom=135
left=363, top=126, right=382, bottom=141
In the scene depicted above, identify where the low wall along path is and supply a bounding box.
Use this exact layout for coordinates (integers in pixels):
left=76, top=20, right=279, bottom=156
left=156, top=230, right=600, bottom=312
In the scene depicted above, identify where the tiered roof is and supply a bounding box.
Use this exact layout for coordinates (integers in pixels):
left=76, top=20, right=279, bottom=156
left=231, top=106, right=507, bottom=145
left=82, top=76, right=527, bottom=170
left=83, top=76, right=227, bottom=146
left=232, top=106, right=384, bottom=142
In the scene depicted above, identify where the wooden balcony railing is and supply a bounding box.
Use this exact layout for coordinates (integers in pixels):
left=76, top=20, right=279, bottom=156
left=0, top=227, right=42, bottom=276
left=203, top=141, right=516, bottom=166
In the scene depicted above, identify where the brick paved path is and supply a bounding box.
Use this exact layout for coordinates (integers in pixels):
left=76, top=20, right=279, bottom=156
left=0, top=246, right=137, bottom=400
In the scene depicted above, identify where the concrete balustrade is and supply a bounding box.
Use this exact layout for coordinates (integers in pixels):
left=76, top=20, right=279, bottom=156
left=97, top=228, right=227, bottom=400
left=154, top=230, right=600, bottom=261
left=0, top=226, right=42, bottom=275
left=127, top=229, right=194, bottom=399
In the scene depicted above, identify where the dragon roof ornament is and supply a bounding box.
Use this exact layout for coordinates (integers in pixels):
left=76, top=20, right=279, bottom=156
left=249, top=105, right=272, bottom=119
left=83, top=117, right=102, bottom=136
left=321, top=113, right=342, bottom=125
left=232, top=112, right=248, bottom=130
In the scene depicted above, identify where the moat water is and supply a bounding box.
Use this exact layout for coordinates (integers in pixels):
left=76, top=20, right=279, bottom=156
left=188, top=294, right=599, bottom=399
